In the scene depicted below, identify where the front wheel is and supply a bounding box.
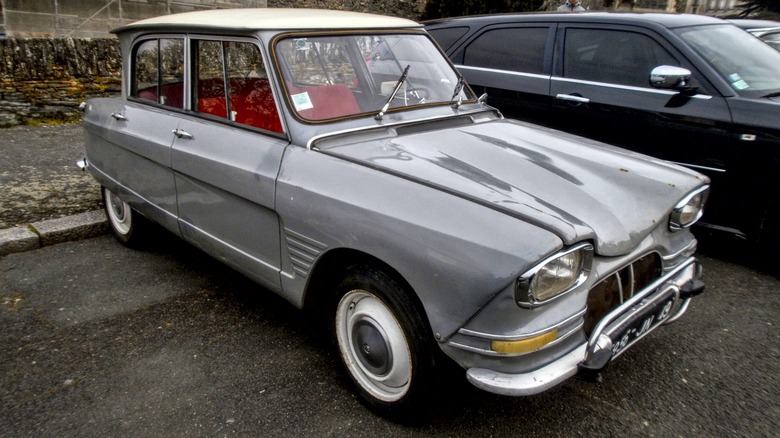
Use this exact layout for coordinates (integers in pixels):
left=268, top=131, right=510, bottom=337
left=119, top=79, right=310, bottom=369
left=102, top=186, right=145, bottom=247
left=333, top=266, right=435, bottom=420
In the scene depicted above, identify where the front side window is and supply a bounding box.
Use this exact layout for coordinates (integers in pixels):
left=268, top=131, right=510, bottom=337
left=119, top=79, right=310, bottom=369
left=464, top=27, right=549, bottom=75
left=132, top=38, right=184, bottom=108
left=193, top=39, right=283, bottom=133
left=675, top=24, right=780, bottom=97
left=274, top=33, right=474, bottom=121
left=563, top=29, right=678, bottom=88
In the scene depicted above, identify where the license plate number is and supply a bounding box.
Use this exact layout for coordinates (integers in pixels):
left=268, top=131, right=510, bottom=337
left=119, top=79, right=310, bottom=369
left=607, top=289, right=677, bottom=358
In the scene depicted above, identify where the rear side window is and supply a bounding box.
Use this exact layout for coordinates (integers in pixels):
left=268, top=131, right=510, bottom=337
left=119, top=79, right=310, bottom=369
left=132, top=38, right=184, bottom=108
left=427, top=26, right=469, bottom=52
left=563, top=28, right=678, bottom=87
left=193, top=39, right=283, bottom=133
left=463, top=27, right=548, bottom=74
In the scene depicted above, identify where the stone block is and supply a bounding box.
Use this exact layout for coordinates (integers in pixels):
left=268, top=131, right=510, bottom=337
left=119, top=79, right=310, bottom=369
left=0, top=226, right=39, bottom=256
left=31, top=210, right=108, bottom=247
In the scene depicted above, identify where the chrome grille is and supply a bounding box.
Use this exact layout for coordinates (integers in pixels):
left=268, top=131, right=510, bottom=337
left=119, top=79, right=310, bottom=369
left=584, top=253, right=662, bottom=336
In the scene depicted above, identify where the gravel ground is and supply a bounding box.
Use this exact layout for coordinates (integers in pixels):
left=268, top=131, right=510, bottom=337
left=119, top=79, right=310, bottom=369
left=0, top=123, right=102, bottom=229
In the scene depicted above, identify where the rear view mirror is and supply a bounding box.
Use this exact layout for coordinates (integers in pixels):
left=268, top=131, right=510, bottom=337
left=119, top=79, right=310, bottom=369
left=650, top=65, right=693, bottom=89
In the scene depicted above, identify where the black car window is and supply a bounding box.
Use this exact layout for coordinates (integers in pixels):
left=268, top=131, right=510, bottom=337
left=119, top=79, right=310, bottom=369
left=463, top=27, right=548, bottom=74
left=132, top=38, right=184, bottom=108
left=427, top=26, right=469, bottom=52
left=563, top=28, right=678, bottom=87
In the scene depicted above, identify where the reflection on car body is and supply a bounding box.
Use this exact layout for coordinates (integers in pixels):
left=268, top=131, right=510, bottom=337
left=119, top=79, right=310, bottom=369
left=81, top=8, right=709, bottom=420
left=426, top=12, right=780, bottom=247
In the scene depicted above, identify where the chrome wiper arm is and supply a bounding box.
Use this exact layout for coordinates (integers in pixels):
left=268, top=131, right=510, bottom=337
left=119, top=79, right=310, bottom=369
left=376, top=64, right=410, bottom=120
left=451, top=75, right=465, bottom=108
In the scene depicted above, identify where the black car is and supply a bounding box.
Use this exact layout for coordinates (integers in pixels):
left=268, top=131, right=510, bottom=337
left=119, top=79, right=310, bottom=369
left=425, top=13, right=780, bottom=247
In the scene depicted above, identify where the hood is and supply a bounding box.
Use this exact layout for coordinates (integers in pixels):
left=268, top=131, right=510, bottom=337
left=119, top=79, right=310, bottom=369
left=316, top=118, right=708, bottom=256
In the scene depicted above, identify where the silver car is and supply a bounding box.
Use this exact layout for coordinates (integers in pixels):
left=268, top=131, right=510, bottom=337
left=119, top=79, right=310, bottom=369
left=80, top=8, right=710, bottom=420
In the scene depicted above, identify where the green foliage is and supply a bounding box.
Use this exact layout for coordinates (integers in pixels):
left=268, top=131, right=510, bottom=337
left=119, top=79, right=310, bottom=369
left=421, top=0, right=546, bottom=20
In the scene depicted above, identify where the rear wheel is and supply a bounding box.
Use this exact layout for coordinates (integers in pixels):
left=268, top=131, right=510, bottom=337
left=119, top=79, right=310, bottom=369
left=102, top=186, right=145, bottom=247
left=332, top=265, right=435, bottom=420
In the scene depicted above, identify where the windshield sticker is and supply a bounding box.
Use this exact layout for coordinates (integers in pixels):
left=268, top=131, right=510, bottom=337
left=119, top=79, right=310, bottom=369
left=292, top=91, right=314, bottom=111
left=729, top=73, right=749, bottom=90
left=293, top=39, right=310, bottom=51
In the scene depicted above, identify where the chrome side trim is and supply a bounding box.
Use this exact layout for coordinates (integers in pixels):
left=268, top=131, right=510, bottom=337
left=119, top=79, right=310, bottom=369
left=458, top=307, right=587, bottom=341
left=551, top=76, right=713, bottom=100
left=455, top=64, right=552, bottom=81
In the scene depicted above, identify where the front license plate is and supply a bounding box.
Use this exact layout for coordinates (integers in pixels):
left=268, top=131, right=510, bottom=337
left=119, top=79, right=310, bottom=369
left=605, top=287, right=678, bottom=359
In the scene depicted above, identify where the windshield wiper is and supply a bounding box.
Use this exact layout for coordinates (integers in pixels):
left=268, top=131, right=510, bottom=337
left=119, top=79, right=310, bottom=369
left=451, top=75, right=465, bottom=108
left=376, top=64, right=410, bottom=120
left=762, top=91, right=780, bottom=98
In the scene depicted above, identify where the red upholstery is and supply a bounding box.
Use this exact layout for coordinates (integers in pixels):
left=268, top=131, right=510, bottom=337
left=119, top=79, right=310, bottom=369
left=287, top=84, right=360, bottom=120
left=138, top=78, right=284, bottom=133
left=137, top=83, right=184, bottom=108
left=196, top=77, right=283, bottom=133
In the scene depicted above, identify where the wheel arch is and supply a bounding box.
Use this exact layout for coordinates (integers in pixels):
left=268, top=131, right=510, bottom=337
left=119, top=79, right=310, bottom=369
left=301, top=248, right=433, bottom=337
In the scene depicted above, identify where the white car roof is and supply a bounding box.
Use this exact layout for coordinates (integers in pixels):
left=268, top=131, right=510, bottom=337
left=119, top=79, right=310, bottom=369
left=113, top=8, right=421, bottom=33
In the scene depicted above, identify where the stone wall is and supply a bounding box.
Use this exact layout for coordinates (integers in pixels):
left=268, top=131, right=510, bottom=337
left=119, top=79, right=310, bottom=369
left=0, top=38, right=121, bottom=127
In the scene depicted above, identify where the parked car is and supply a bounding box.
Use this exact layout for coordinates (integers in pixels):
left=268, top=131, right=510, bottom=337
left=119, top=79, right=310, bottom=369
left=729, top=18, right=780, bottom=51
left=80, top=9, right=709, bottom=419
left=425, top=12, right=780, bottom=246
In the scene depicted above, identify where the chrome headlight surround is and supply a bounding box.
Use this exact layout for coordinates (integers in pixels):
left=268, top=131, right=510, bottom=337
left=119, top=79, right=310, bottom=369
left=515, top=242, right=594, bottom=308
left=669, top=185, right=709, bottom=232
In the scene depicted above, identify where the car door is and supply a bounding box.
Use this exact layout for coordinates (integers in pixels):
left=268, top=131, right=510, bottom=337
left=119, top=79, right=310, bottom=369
left=85, top=36, right=185, bottom=233
left=448, top=24, right=555, bottom=125
left=548, top=24, right=736, bottom=228
left=171, top=37, right=288, bottom=292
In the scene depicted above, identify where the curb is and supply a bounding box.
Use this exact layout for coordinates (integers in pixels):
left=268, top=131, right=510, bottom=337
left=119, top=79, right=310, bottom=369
left=0, top=210, right=108, bottom=256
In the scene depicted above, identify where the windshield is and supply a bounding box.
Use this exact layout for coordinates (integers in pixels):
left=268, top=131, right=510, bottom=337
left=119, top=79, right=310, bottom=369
left=274, top=33, right=474, bottom=121
left=675, top=24, right=780, bottom=98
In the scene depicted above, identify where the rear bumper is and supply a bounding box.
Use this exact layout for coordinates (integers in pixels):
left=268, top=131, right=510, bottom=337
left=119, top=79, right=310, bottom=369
left=465, top=257, right=701, bottom=396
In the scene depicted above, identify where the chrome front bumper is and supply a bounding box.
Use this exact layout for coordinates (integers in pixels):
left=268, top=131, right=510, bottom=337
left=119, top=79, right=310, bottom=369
left=465, top=257, right=702, bottom=396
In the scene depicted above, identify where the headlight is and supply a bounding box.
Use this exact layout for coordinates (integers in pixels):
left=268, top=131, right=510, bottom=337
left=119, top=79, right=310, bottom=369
left=670, top=185, right=709, bottom=231
left=516, top=243, right=593, bottom=307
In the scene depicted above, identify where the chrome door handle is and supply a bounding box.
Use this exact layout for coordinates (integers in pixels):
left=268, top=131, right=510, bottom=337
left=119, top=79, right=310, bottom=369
left=111, top=112, right=127, bottom=121
left=172, top=128, right=193, bottom=140
left=555, top=94, right=590, bottom=104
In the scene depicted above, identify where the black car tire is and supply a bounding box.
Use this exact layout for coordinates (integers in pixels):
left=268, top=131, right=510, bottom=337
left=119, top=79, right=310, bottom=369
left=332, top=264, right=435, bottom=421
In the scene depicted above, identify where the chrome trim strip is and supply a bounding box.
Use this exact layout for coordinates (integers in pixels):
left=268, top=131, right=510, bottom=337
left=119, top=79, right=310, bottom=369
left=455, top=64, right=552, bottom=81
left=670, top=161, right=727, bottom=173
left=551, top=77, right=713, bottom=100
left=450, top=319, right=583, bottom=357
left=305, top=111, right=495, bottom=150
left=661, top=239, right=698, bottom=262
left=458, top=307, right=586, bottom=341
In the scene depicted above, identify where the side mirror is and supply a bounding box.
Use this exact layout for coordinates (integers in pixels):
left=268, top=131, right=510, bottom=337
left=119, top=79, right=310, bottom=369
left=650, top=65, right=693, bottom=90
